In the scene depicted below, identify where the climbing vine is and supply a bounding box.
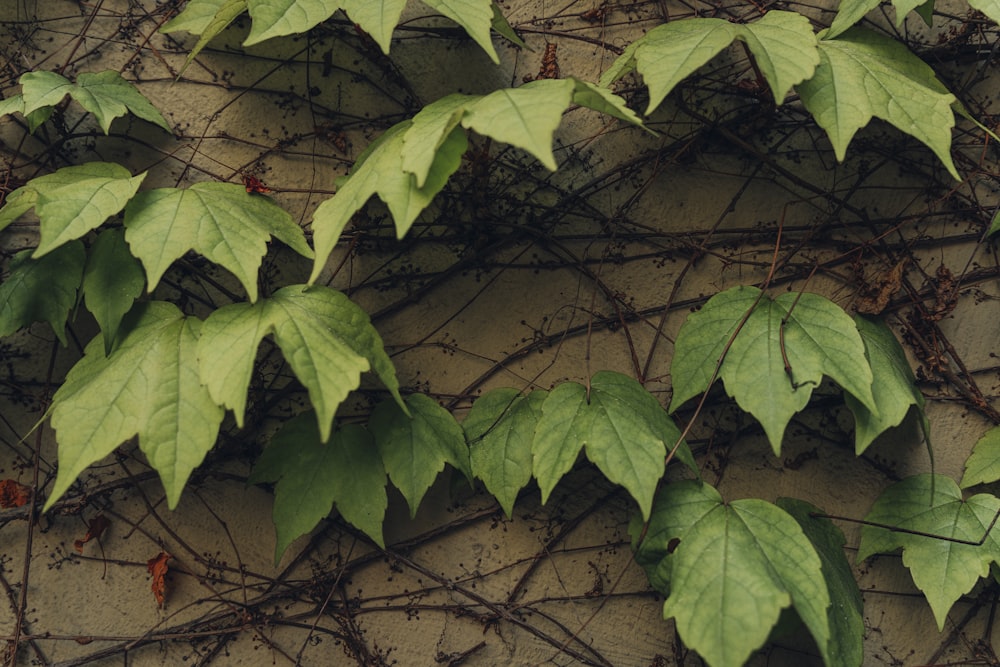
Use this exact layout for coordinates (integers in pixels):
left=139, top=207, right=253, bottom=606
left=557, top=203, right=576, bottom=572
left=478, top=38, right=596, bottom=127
left=2, top=0, right=1000, bottom=665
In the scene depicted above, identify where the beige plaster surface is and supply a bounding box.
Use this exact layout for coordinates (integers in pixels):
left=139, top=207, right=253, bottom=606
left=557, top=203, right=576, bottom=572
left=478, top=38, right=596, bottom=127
left=1, top=0, right=999, bottom=665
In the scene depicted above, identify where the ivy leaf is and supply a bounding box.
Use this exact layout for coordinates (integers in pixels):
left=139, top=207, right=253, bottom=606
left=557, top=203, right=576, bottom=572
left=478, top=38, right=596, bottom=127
left=969, top=0, right=1000, bottom=22
left=987, top=210, right=1000, bottom=239
left=370, top=393, right=471, bottom=517
left=423, top=0, right=500, bottom=64
left=164, top=0, right=248, bottom=74
left=341, top=0, right=409, bottom=54
left=401, top=94, right=475, bottom=188
left=464, top=388, right=547, bottom=517
left=70, top=71, right=170, bottom=133
left=0, top=94, right=53, bottom=133
left=490, top=2, right=526, bottom=49
left=797, top=28, right=958, bottom=180
left=960, top=426, right=1000, bottom=488
left=124, top=181, right=313, bottom=302
left=533, top=371, right=694, bottom=520
left=0, top=162, right=146, bottom=257
left=778, top=498, right=864, bottom=667
left=309, top=122, right=466, bottom=283
left=245, top=0, right=340, bottom=46
left=827, top=0, right=941, bottom=39
left=671, top=286, right=876, bottom=454
left=249, top=413, right=387, bottom=561
left=462, top=79, right=576, bottom=171
left=599, top=12, right=818, bottom=112
left=20, top=70, right=169, bottom=134
left=647, top=481, right=830, bottom=667
left=846, top=315, right=925, bottom=454
left=45, top=302, right=225, bottom=509
left=0, top=241, right=85, bottom=345
left=82, top=229, right=146, bottom=354
left=570, top=80, right=649, bottom=131
left=197, top=284, right=399, bottom=442
left=858, top=474, right=1000, bottom=629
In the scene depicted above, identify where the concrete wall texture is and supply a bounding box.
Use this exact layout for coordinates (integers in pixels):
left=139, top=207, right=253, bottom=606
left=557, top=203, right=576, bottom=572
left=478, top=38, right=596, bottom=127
left=1, top=0, right=999, bottom=665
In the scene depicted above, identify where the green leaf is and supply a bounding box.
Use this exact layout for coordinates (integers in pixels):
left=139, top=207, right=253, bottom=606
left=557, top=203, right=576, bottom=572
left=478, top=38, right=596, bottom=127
left=987, top=210, right=1000, bottom=239
left=826, top=0, right=880, bottom=39
left=342, top=0, right=408, bottom=54
left=124, top=181, right=313, bottom=302
left=797, top=28, right=958, bottom=180
left=245, top=0, right=340, bottom=46
left=598, top=12, right=818, bottom=113
left=461, top=79, right=576, bottom=171
left=82, top=228, right=146, bottom=354
left=570, top=80, right=649, bottom=131
left=914, top=0, right=936, bottom=24
left=778, top=498, right=864, bottom=667
left=464, top=388, right=547, bottom=517
left=249, top=413, right=387, bottom=561
left=0, top=241, right=85, bottom=345
left=968, top=0, right=1000, bottom=22
left=309, top=122, right=466, bottom=282
left=20, top=71, right=75, bottom=116
left=45, top=302, right=225, bottom=509
left=490, top=2, right=526, bottom=49
left=671, top=286, right=876, bottom=454
left=401, top=94, right=476, bottom=188
left=961, top=426, right=1000, bottom=488
left=370, top=393, right=471, bottom=517
left=197, top=284, right=399, bottom=441
left=423, top=0, right=500, bottom=63
left=70, top=71, right=170, bottom=133
left=0, top=162, right=146, bottom=258
left=0, top=94, right=53, bottom=133
left=533, top=371, right=694, bottom=520
left=858, top=474, right=1000, bottom=629
left=650, top=481, right=830, bottom=667
left=167, top=0, right=249, bottom=74
left=846, top=315, right=925, bottom=454
left=737, top=11, right=819, bottom=104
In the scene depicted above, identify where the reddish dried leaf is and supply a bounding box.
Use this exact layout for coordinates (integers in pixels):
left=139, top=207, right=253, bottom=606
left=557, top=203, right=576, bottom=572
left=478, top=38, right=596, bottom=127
left=74, top=514, right=111, bottom=553
left=241, top=173, right=270, bottom=194
left=146, top=552, right=172, bottom=606
left=0, top=479, right=31, bottom=508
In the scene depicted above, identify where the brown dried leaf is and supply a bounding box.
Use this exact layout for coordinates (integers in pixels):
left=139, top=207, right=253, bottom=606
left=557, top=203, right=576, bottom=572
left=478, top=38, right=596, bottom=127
left=74, top=514, right=110, bottom=553
left=856, top=258, right=907, bottom=315
left=146, top=552, right=172, bottom=607
left=0, top=479, right=31, bottom=508
left=928, top=263, right=958, bottom=321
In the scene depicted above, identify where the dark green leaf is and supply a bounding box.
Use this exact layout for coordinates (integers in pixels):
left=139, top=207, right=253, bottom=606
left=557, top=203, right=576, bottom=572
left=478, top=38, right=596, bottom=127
left=0, top=241, right=85, bottom=345
left=464, top=388, right=546, bottom=517
left=858, top=474, right=1000, bottom=629
left=250, top=413, right=387, bottom=561
left=370, top=393, right=471, bottom=517
left=82, top=228, right=146, bottom=354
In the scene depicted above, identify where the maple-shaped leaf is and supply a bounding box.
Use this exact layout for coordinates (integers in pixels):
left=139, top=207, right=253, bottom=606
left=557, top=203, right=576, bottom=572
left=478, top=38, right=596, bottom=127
left=778, top=498, right=864, bottom=667
left=370, top=393, right=471, bottom=517
left=961, top=425, right=1000, bottom=488
left=309, top=121, right=466, bottom=283
left=490, top=2, right=526, bottom=48
left=45, top=302, right=225, bottom=509
left=599, top=11, right=818, bottom=111
left=249, top=413, right=387, bottom=561
left=197, top=284, right=401, bottom=442
left=124, top=181, right=313, bottom=302
left=988, top=210, right=1000, bottom=239
left=244, top=0, right=341, bottom=46
left=797, top=28, right=958, bottom=179
left=858, top=474, right=1000, bottom=629
left=20, top=70, right=169, bottom=134
left=670, top=286, right=877, bottom=454
left=640, top=481, right=830, bottom=667
left=969, top=0, right=1000, bottom=23
left=339, top=0, right=409, bottom=53
left=82, top=228, right=146, bottom=354
left=845, top=315, right=926, bottom=454
left=464, top=388, right=547, bottom=517
left=533, top=371, right=695, bottom=520
left=147, top=552, right=172, bottom=607
left=0, top=241, right=85, bottom=345
left=313, top=79, right=644, bottom=280
left=0, top=162, right=147, bottom=257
